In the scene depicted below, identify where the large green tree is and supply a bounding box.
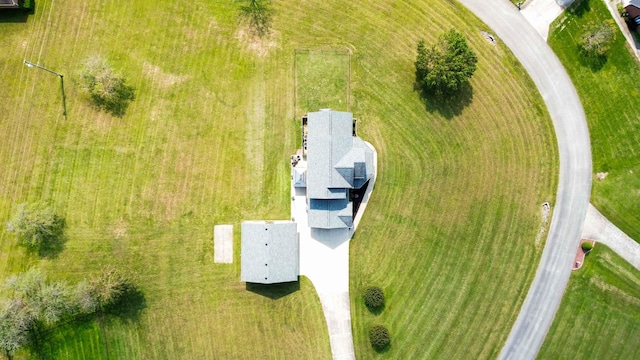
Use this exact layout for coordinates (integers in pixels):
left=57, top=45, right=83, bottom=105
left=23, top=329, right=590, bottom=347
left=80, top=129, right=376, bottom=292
left=415, top=29, right=478, bottom=95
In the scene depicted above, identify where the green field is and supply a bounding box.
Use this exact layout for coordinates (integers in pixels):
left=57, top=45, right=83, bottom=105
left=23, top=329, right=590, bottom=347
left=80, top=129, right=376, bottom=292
left=0, top=0, right=558, bottom=358
left=549, top=0, right=640, bottom=243
left=538, top=245, right=640, bottom=359
left=295, top=49, right=350, bottom=115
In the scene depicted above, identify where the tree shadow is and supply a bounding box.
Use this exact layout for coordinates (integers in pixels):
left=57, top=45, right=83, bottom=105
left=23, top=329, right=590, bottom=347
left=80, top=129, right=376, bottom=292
left=416, top=81, right=474, bottom=120
left=239, top=0, right=274, bottom=38
left=567, top=0, right=591, bottom=17
left=246, top=280, right=300, bottom=300
left=90, top=83, right=135, bottom=118
left=103, top=285, right=147, bottom=322
left=373, top=342, right=391, bottom=354
left=578, top=50, right=608, bottom=72
left=366, top=303, right=385, bottom=315
left=34, top=216, right=66, bottom=259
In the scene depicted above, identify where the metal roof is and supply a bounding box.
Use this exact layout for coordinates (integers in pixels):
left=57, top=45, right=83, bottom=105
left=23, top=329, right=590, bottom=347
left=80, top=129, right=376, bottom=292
left=241, top=221, right=299, bottom=284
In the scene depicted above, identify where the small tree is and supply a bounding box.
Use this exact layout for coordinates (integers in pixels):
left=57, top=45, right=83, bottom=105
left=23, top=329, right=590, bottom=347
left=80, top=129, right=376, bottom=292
left=79, top=56, right=135, bottom=117
left=89, top=267, right=132, bottom=310
left=581, top=241, right=594, bottom=252
left=73, top=280, right=98, bottom=314
left=415, top=29, right=478, bottom=96
left=369, top=325, right=390, bottom=351
left=37, top=282, right=73, bottom=325
left=364, top=287, right=385, bottom=309
left=6, top=204, right=64, bottom=252
left=239, top=0, right=274, bottom=37
left=579, top=21, right=616, bottom=58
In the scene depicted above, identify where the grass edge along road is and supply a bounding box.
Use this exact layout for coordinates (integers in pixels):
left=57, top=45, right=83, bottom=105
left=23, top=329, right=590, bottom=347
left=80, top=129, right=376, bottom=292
left=549, top=0, right=640, bottom=243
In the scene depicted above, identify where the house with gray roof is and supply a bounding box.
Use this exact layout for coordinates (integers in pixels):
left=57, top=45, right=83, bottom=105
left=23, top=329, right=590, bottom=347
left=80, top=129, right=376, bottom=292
left=305, top=109, right=374, bottom=229
left=241, top=221, right=299, bottom=284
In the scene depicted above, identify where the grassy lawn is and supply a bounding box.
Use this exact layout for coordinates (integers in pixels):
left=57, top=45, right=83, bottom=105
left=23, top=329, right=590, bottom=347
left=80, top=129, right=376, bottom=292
left=538, top=245, right=640, bottom=359
left=0, top=0, right=558, bottom=359
left=549, top=0, right=640, bottom=243
left=295, top=49, right=350, bottom=116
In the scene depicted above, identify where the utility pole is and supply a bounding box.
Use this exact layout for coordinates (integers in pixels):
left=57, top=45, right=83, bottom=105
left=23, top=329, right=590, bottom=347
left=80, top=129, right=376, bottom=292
left=23, top=59, right=67, bottom=118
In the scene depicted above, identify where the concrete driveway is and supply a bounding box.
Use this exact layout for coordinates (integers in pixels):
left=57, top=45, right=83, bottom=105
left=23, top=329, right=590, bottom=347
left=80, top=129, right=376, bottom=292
left=293, top=143, right=378, bottom=360
left=457, top=1, right=592, bottom=359
left=583, top=204, right=640, bottom=271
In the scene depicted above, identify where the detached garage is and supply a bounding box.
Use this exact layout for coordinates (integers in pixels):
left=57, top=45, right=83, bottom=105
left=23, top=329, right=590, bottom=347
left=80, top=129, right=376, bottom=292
left=241, top=221, right=299, bottom=284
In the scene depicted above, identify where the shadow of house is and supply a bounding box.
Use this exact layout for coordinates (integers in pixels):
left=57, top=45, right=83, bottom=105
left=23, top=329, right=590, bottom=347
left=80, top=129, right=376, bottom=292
left=0, top=0, right=19, bottom=8
left=0, top=0, right=33, bottom=22
left=246, top=281, right=300, bottom=300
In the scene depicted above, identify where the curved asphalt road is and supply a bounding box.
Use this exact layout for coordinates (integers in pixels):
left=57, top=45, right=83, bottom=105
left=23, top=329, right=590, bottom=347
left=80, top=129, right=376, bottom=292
left=457, top=1, right=592, bottom=359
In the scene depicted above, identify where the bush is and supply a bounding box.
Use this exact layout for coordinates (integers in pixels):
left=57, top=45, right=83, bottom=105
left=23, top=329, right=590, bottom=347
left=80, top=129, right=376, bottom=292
left=369, top=325, right=390, bottom=350
left=364, top=287, right=385, bottom=309
left=581, top=241, right=593, bottom=252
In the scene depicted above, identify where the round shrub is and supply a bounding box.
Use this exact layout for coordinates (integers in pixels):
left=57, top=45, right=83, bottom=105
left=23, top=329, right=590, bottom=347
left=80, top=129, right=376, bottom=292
left=369, top=325, right=390, bottom=350
left=581, top=241, right=593, bottom=252
left=364, top=287, right=385, bottom=309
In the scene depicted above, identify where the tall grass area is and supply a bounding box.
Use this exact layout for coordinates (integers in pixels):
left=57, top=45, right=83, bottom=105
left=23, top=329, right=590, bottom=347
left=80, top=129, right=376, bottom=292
left=538, top=245, right=640, bottom=359
left=0, top=0, right=558, bottom=358
left=549, top=0, right=640, bottom=243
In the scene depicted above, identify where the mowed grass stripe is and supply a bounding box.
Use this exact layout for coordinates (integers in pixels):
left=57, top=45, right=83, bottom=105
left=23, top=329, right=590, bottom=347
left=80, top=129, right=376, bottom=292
left=538, top=246, right=640, bottom=359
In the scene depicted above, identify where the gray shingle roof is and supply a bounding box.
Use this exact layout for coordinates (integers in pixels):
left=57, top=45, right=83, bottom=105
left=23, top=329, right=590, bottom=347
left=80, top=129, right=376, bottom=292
left=241, top=221, right=299, bottom=284
left=305, top=109, right=373, bottom=229
left=306, top=110, right=355, bottom=199
left=308, top=198, right=353, bottom=229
